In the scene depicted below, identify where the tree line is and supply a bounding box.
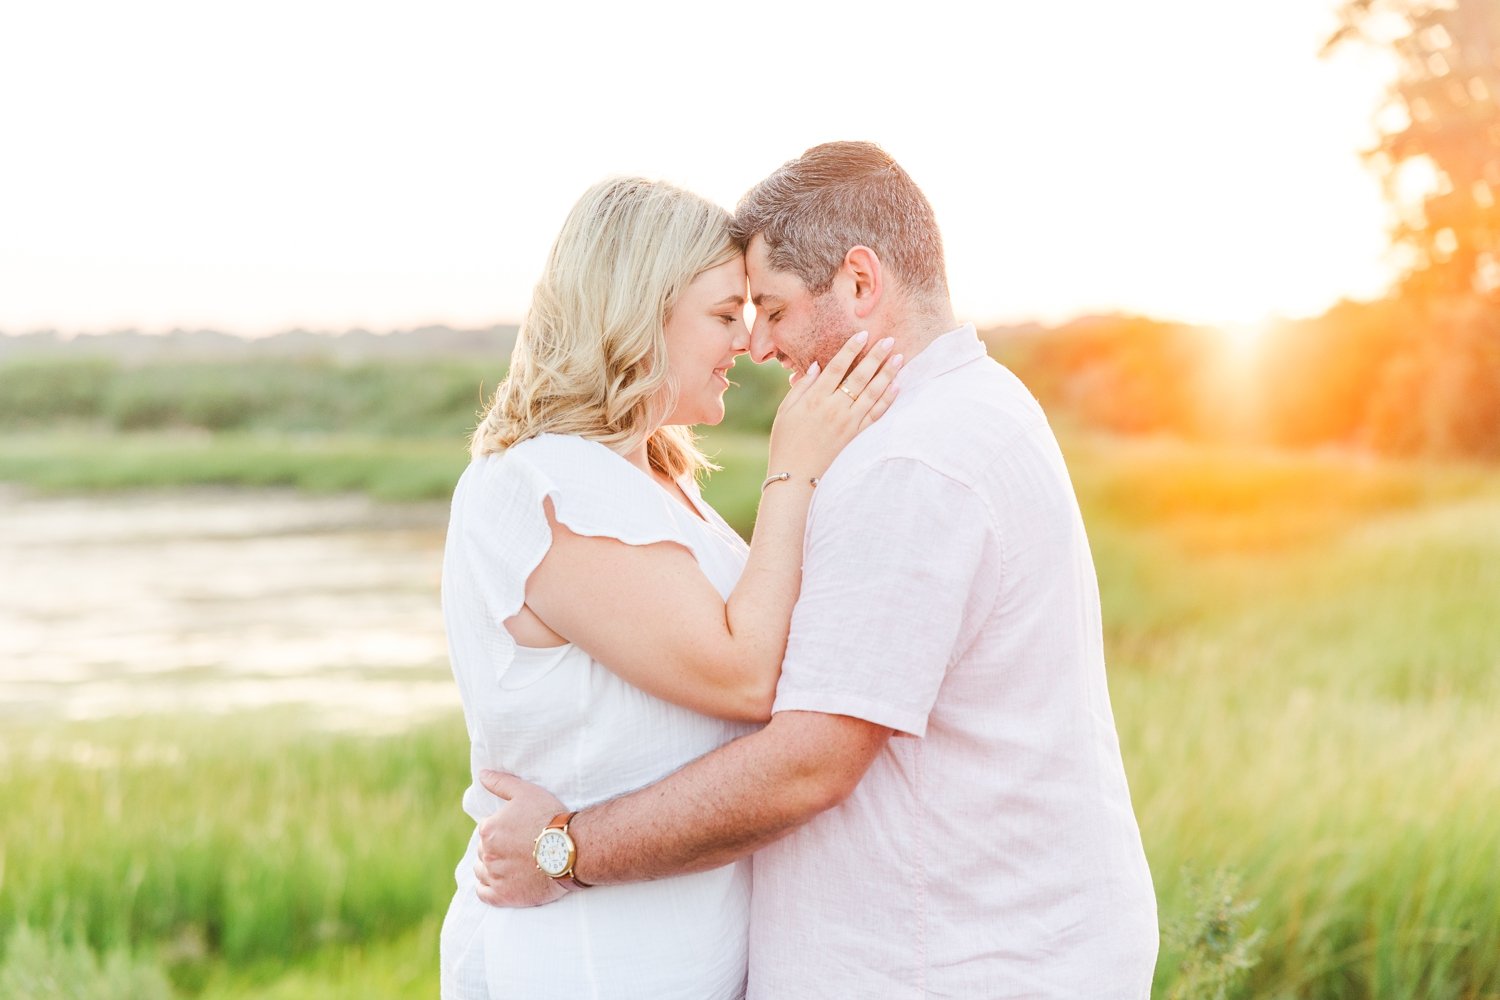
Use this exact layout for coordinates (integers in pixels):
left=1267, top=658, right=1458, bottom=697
left=997, top=0, right=1499, bottom=459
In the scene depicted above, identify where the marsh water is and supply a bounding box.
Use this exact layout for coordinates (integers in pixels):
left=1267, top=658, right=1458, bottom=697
left=0, top=485, right=457, bottom=730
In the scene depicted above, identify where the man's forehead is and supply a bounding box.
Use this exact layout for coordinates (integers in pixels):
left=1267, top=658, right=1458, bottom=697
left=745, top=237, right=802, bottom=303
left=748, top=281, right=791, bottom=308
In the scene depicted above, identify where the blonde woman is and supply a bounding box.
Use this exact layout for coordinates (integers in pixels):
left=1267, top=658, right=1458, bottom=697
left=438, top=177, right=900, bottom=999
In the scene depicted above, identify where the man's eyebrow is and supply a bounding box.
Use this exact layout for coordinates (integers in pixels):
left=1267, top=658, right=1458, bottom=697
left=712, top=295, right=746, bottom=307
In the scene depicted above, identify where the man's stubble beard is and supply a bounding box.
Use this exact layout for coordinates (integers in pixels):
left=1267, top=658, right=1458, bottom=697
left=804, top=290, right=858, bottom=373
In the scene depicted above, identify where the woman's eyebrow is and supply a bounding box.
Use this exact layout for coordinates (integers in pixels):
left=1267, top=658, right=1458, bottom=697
left=712, top=295, right=746, bottom=307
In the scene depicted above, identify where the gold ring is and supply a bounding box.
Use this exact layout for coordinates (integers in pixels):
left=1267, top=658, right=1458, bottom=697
left=839, top=384, right=860, bottom=403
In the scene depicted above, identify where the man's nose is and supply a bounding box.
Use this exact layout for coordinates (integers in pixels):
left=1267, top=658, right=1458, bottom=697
left=748, top=318, right=776, bottom=364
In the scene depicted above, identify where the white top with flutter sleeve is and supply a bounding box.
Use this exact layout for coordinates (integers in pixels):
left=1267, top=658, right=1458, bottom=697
left=438, top=433, right=753, bottom=1000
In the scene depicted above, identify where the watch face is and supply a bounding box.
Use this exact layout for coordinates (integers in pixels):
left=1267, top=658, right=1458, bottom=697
left=535, top=829, right=572, bottom=876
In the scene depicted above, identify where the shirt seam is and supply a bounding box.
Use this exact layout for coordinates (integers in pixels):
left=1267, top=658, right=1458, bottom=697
left=915, top=735, right=928, bottom=998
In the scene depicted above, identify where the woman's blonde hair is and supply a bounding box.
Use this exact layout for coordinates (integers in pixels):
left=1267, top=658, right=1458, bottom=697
left=471, top=177, right=741, bottom=478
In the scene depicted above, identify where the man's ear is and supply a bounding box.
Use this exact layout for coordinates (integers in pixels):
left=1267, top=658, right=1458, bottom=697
left=842, top=245, right=883, bottom=320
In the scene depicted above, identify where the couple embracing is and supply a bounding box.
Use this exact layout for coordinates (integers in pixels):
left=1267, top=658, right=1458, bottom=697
left=438, top=141, right=1158, bottom=999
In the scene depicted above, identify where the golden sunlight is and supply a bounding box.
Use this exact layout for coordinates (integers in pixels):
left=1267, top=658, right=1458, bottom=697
left=1215, top=321, right=1275, bottom=361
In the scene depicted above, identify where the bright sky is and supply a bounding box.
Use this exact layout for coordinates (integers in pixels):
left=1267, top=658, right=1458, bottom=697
left=0, top=0, right=1398, bottom=336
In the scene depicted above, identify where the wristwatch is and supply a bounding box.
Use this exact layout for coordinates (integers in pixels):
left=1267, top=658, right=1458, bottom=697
left=532, top=811, right=591, bottom=890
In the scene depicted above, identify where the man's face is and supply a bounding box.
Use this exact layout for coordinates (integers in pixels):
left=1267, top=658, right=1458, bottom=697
left=746, top=234, right=857, bottom=376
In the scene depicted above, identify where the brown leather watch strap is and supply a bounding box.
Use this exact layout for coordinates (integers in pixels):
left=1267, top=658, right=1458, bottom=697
left=551, top=811, right=591, bottom=889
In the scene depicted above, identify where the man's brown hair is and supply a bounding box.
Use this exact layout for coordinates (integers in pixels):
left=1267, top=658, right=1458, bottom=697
left=729, top=141, right=948, bottom=297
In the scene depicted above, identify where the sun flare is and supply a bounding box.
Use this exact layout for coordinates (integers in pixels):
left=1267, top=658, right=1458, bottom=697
left=1216, top=321, right=1274, bottom=360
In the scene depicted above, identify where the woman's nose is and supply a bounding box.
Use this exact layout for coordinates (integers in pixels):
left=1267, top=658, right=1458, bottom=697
left=748, top=319, right=776, bottom=364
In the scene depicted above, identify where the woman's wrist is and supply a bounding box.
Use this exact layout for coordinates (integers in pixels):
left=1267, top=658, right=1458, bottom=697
left=761, top=471, right=820, bottom=492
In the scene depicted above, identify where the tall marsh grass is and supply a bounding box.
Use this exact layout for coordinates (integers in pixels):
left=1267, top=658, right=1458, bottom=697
left=1075, top=435, right=1500, bottom=999
left=0, top=355, right=790, bottom=440
left=1, top=411, right=1497, bottom=994
left=0, top=714, right=470, bottom=997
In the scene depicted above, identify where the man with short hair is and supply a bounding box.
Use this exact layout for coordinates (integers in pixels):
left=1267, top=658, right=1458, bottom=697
left=476, top=141, right=1158, bottom=997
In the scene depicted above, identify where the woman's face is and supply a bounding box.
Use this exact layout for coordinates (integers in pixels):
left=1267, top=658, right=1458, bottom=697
left=660, top=255, right=751, bottom=427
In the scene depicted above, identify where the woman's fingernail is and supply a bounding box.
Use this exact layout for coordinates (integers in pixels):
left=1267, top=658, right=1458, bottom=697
left=852, top=330, right=869, bottom=344
left=892, top=354, right=904, bottom=366
left=879, top=337, right=895, bottom=351
left=808, top=361, right=820, bottom=377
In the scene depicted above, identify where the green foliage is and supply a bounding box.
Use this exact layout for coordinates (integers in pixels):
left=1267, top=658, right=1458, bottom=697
left=0, top=358, right=115, bottom=425
left=0, top=714, right=471, bottom=995
left=1261, top=296, right=1500, bottom=460
left=190, top=921, right=440, bottom=999
left=1083, top=437, right=1500, bottom=999
left=2, top=433, right=1499, bottom=995
left=1163, top=869, right=1265, bottom=1000
left=1260, top=300, right=1412, bottom=448
left=0, top=925, right=173, bottom=1000
left=699, top=430, right=771, bottom=535
left=989, top=316, right=1219, bottom=438
left=4, top=323, right=1497, bottom=467
left=0, top=355, right=784, bottom=440
left=0, top=357, right=502, bottom=437
left=0, top=351, right=789, bottom=514
left=1325, top=0, right=1500, bottom=298
left=719, top=358, right=788, bottom=434
left=985, top=301, right=1500, bottom=460
left=1362, top=298, right=1500, bottom=459
left=0, top=432, right=453, bottom=501
left=1310, top=1, right=1500, bottom=462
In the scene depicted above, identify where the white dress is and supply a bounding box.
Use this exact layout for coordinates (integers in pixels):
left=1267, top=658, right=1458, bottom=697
left=439, top=433, right=754, bottom=1000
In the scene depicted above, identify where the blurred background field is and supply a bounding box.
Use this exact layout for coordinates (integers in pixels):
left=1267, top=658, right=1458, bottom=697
left=5, top=0, right=1500, bottom=995
left=2, top=349, right=1497, bottom=998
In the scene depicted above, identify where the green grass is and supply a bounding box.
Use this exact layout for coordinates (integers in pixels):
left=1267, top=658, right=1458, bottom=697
left=0, top=431, right=469, bottom=502
left=0, top=428, right=765, bottom=515
left=1072, top=434, right=1500, bottom=999
left=2, top=430, right=1498, bottom=997
left=0, top=353, right=782, bottom=512
left=0, top=357, right=498, bottom=438
left=0, top=713, right=471, bottom=997
left=0, top=353, right=789, bottom=440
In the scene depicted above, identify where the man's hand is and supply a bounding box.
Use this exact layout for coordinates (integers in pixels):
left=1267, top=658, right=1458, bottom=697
left=473, top=770, right=569, bottom=908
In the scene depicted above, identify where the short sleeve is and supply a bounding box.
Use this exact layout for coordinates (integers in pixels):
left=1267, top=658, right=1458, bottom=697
left=444, top=434, right=695, bottom=679
left=770, top=457, right=997, bottom=737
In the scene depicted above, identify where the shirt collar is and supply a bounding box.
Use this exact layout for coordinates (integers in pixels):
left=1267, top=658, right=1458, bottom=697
left=893, top=322, right=985, bottom=393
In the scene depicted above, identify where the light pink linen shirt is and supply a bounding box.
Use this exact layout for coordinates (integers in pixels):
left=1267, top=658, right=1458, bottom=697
left=748, top=324, right=1158, bottom=999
